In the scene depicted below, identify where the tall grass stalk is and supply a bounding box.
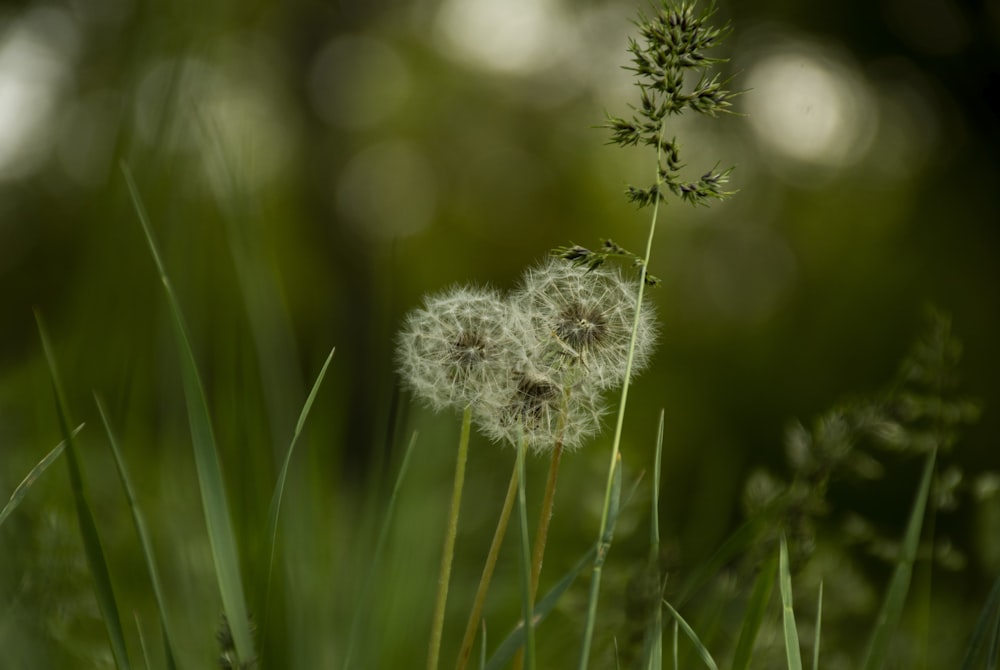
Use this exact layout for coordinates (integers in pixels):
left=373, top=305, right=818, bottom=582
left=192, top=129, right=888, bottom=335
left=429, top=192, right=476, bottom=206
left=36, top=311, right=132, bottom=670
left=122, top=163, right=255, bottom=666
left=427, top=406, right=473, bottom=670
left=779, top=534, right=803, bottom=670
left=577, top=118, right=666, bottom=670
left=96, top=395, right=179, bottom=669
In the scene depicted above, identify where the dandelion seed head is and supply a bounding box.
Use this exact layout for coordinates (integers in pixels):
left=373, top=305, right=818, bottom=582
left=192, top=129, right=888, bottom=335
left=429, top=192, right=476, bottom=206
left=396, top=285, right=516, bottom=412
left=516, top=257, right=657, bottom=390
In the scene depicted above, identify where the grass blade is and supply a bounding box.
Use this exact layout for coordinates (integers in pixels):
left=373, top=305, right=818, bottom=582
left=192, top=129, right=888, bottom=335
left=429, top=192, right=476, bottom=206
left=731, top=550, right=778, bottom=670
left=36, top=311, right=131, bottom=670
left=813, top=581, right=823, bottom=670
left=95, top=395, right=179, bottom=669
left=485, top=544, right=599, bottom=670
left=643, top=410, right=667, bottom=670
left=959, top=575, right=1000, bottom=670
left=343, top=430, right=418, bottom=669
left=122, top=163, right=255, bottom=665
left=662, top=600, right=719, bottom=670
left=0, top=424, right=83, bottom=529
left=779, top=535, right=803, bottom=670
left=260, top=347, right=335, bottom=620
left=861, top=447, right=937, bottom=670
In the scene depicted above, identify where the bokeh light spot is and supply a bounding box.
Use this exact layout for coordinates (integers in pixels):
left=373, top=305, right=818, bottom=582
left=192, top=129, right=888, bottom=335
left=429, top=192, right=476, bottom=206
left=308, top=35, right=411, bottom=130
left=336, top=140, right=437, bottom=240
left=745, top=39, right=876, bottom=176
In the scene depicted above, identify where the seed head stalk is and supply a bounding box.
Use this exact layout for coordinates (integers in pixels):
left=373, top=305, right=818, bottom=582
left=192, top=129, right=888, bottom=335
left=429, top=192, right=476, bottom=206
left=578, top=119, right=666, bottom=670
left=427, top=405, right=473, bottom=670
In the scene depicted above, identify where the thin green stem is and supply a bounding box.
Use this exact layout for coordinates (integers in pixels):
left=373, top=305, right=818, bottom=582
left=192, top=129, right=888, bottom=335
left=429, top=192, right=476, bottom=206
left=516, top=434, right=536, bottom=670
left=455, top=463, right=519, bottom=670
left=578, top=118, right=666, bottom=670
left=428, top=406, right=473, bottom=670
left=513, top=440, right=565, bottom=670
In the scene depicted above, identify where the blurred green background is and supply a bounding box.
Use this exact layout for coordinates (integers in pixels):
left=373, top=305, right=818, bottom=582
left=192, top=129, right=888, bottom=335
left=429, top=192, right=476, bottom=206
left=2, top=0, right=999, bottom=667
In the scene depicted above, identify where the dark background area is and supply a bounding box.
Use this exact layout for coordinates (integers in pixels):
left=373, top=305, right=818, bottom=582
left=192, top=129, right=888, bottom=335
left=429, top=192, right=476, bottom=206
left=1, top=0, right=999, bottom=667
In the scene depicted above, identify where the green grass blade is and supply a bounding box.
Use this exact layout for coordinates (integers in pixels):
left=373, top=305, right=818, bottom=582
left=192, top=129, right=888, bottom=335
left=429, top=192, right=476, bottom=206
left=95, top=394, right=179, bottom=669
left=486, top=467, right=640, bottom=670
left=1, top=424, right=83, bottom=529
left=134, top=613, right=152, bottom=670
left=958, top=575, right=1000, bottom=670
left=779, top=535, right=803, bottom=670
left=643, top=410, right=666, bottom=670
left=122, top=163, right=255, bottom=665
left=480, top=621, right=487, bottom=670
left=675, top=502, right=781, bottom=607
left=485, top=544, right=598, bottom=670
left=260, top=347, right=335, bottom=618
left=662, top=600, right=719, bottom=670
left=342, top=430, right=418, bottom=669
left=36, top=311, right=132, bottom=670
left=731, top=550, right=778, bottom=670
left=813, top=581, right=823, bottom=670
left=861, top=447, right=937, bottom=670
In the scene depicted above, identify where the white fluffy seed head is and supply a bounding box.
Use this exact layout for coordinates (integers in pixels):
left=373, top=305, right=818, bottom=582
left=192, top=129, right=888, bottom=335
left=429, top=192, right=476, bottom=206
left=514, top=257, right=658, bottom=390
left=396, top=285, right=518, bottom=413
left=473, top=365, right=606, bottom=454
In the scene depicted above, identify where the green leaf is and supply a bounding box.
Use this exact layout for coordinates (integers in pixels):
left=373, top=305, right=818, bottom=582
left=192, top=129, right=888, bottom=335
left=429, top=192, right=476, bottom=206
left=96, top=395, right=179, bottom=670
left=958, top=574, right=1000, bottom=669
left=813, top=581, right=823, bottom=670
left=780, top=535, right=803, bottom=670
left=485, top=544, right=598, bottom=670
left=36, top=311, right=132, bottom=670
left=0, top=424, right=83, bottom=529
left=861, top=448, right=937, bottom=670
left=122, top=163, right=255, bottom=666
left=342, top=431, right=418, bottom=669
left=663, top=600, right=719, bottom=670
left=259, top=347, right=335, bottom=623
left=731, top=551, right=778, bottom=670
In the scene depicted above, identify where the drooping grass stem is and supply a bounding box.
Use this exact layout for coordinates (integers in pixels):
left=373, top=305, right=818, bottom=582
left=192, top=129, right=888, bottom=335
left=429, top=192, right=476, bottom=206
left=428, top=406, right=473, bottom=670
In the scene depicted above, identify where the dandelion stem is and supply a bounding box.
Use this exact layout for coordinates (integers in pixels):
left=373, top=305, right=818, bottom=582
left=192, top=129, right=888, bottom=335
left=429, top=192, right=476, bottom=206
left=455, top=462, right=519, bottom=670
left=578, top=118, right=666, bottom=670
left=428, top=406, right=473, bottom=670
left=516, top=433, right=537, bottom=670
left=512, top=439, right=564, bottom=670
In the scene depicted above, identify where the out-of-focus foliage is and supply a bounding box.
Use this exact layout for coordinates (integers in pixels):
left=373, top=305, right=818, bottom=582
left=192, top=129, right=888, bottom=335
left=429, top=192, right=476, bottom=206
left=1, top=0, right=998, bottom=666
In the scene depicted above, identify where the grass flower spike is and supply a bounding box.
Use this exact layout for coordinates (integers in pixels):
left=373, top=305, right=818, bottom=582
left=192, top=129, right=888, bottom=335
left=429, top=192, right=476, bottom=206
left=515, top=257, right=657, bottom=391
left=397, top=285, right=516, bottom=413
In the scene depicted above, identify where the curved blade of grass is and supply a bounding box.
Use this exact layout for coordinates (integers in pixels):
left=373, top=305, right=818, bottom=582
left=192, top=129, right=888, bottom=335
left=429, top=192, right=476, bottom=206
left=779, top=535, right=803, bottom=670
left=36, top=311, right=131, bottom=670
left=958, top=575, right=1000, bottom=669
left=122, top=163, right=255, bottom=666
left=813, top=581, right=823, bottom=670
left=95, top=395, right=179, bottom=670
left=675, top=501, right=782, bottom=607
left=731, top=550, right=778, bottom=670
left=342, top=430, right=418, bottom=669
left=861, top=447, right=937, bottom=670
left=662, top=600, right=719, bottom=670
left=260, top=347, right=335, bottom=617
left=485, top=544, right=598, bottom=670
left=487, top=463, right=634, bottom=670
left=642, top=410, right=666, bottom=670
left=1, top=424, right=83, bottom=529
